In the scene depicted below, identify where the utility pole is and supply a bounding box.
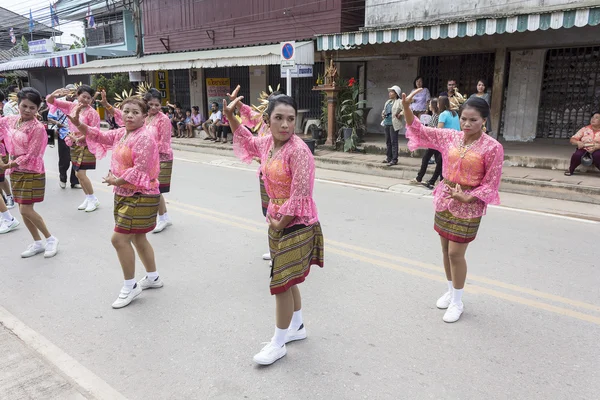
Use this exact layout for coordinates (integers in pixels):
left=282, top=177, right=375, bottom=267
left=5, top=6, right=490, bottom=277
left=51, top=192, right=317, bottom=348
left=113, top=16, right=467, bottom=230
left=132, top=0, right=143, bottom=58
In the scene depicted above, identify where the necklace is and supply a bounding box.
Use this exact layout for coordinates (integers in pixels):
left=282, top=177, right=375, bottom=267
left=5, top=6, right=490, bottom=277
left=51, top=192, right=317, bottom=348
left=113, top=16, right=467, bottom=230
left=459, top=138, right=477, bottom=158
left=15, top=117, right=31, bottom=130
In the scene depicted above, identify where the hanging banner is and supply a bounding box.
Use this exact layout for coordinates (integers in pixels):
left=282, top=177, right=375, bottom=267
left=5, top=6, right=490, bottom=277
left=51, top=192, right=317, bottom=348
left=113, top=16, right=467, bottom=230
left=206, top=78, right=230, bottom=109
left=154, top=70, right=170, bottom=106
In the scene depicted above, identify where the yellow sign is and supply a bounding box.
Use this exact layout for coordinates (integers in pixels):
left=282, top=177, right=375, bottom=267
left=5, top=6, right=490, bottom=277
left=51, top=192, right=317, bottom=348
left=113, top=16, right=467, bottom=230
left=206, top=78, right=230, bottom=109
left=154, top=70, right=170, bottom=106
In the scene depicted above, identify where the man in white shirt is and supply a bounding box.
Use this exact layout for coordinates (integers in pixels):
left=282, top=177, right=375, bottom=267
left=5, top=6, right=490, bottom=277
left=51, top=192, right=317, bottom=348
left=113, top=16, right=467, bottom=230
left=2, top=85, right=19, bottom=116
left=201, top=102, right=222, bottom=141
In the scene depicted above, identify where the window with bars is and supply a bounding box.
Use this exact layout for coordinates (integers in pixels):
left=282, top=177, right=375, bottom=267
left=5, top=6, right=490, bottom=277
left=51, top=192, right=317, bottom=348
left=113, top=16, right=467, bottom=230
left=418, top=53, right=495, bottom=97
left=268, top=63, right=325, bottom=119
left=537, top=46, right=600, bottom=139
left=168, top=70, right=191, bottom=110
left=85, top=13, right=125, bottom=47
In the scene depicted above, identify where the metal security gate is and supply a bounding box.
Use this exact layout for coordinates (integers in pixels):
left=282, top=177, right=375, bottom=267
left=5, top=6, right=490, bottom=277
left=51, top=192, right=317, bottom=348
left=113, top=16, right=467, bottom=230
left=204, top=67, right=251, bottom=104
left=268, top=62, right=324, bottom=118
left=168, top=70, right=191, bottom=109
left=537, top=46, right=600, bottom=139
left=419, top=53, right=495, bottom=97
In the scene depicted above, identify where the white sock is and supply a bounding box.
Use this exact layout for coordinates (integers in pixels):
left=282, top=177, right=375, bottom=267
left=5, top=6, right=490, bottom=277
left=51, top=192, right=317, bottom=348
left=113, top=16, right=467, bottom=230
left=271, top=327, right=287, bottom=348
left=147, top=271, right=159, bottom=280
left=289, top=310, right=303, bottom=331
left=46, top=236, right=56, bottom=243
left=447, top=281, right=453, bottom=293
left=158, top=214, right=166, bottom=222
left=1, top=211, right=13, bottom=221
left=34, top=240, right=44, bottom=248
left=123, top=278, right=136, bottom=291
left=85, top=194, right=93, bottom=201
left=162, top=212, right=169, bottom=221
left=452, top=288, right=464, bottom=305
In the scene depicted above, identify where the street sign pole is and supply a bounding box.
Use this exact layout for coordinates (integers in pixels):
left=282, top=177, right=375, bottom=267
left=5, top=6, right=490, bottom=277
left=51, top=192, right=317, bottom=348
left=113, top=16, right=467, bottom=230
left=286, top=68, right=291, bottom=96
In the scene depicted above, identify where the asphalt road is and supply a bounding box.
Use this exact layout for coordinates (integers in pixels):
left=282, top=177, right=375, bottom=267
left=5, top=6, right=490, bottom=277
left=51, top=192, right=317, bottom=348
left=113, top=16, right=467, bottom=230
left=0, top=147, right=598, bottom=400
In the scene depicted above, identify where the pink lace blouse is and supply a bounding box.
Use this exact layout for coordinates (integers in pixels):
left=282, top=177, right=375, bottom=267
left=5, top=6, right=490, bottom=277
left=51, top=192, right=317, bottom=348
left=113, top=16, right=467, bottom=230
left=0, top=116, right=47, bottom=174
left=85, top=125, right=160, bottom=197
left=406, top=118, right=504, bottom=218
left=47, top=97, right=104, bottom=158
left=113, top=109, right=173, bottom=161
left=233, top=124, right=318, bottom=227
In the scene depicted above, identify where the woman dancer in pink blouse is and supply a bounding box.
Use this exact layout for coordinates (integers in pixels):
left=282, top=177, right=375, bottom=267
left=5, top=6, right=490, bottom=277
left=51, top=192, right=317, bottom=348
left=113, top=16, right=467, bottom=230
left=0, top=88, right=59, bottom=257
left=47, top=85, right=102, bottom=213
left=402, top=90, right=504, bottom=323
left=225, top=93, right=324, bottom=366
left=102, top=89, right=174, bottom=233
left=67, top=97, right=163, bottom=309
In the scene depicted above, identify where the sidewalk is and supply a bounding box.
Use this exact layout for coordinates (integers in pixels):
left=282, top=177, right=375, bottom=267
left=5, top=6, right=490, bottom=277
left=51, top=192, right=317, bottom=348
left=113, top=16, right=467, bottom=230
left=0, top=324, right=87, bottom=400
left=171, top=134, right=600, bottom=205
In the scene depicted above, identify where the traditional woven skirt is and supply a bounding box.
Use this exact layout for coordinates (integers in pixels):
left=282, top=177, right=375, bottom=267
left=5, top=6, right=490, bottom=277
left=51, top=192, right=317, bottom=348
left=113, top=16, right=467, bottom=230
left=70, top=145, right=96, bottom=170
left=10, top=172, right=45, bottom=204
left=0, top=154, right=8, bottom=182
left=113, top=193, right=160, bottom=234
left=434, top=210, right=481, bottom=243
left=158, top=160, right=173, bottom=193
left=268, top=222, right=324, bottom=295
left=259, top=174, right=269, bottom=217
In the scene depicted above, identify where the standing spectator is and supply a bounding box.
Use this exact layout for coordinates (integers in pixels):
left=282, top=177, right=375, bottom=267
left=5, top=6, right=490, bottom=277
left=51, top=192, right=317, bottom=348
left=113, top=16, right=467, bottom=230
left=410, top=76, right=431, bottom=118
left=178, top=109, right=191, bottom=138
left=202, top=102, right=222, bottom=141
left=48, top=94, right=80, bottom=189
left=437, top=96, right=461, bottom=131
left=381, top=85, right=403, bottom=166
left=170, top=103, right=184, bottom=137
left=469, top=79, right=492, bottom=134
left=439, top=79, right=465, bottom=111
left=2, top=85, right=19, bottom=116
left=411, top=98, right=443, bottom=189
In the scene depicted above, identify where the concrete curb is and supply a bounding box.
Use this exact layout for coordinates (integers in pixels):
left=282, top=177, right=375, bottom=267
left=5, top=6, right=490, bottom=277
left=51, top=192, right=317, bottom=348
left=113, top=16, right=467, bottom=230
left=171, top=142, right=600, bottom=205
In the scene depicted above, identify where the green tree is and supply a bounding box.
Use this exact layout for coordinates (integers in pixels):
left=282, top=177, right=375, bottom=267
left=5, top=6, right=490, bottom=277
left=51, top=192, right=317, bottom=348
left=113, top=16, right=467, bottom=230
left=91, top=74, right=133, bottom=105
left=20, top=36, right=29, bottom=52
left=69, top=34, right=86, bottom=49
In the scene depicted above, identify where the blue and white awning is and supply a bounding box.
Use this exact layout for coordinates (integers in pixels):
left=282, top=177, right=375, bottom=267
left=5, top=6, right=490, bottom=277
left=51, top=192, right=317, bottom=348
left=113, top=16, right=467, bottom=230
left=317, top=7, right=600, bottom=51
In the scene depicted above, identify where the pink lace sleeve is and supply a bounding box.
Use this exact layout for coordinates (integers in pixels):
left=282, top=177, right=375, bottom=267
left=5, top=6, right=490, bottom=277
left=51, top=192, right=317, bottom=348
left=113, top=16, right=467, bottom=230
left=468, top=142, right=504, bottom=206
left=277, top=145, right=318, bottom=219
left=48, top=97, right=75, bottom=115
left=0, top=117, right=7, bottom=139
left=156, top=113, right=173, bottom=158
left=113, top=108, right=124, bottom=127
left=85, top=126, right=119, bottom=147
left=239, top=104, right=263, bottom=129
left=120, top=134, right=159, bottom=188
left=14, top=124, right=47, bottom=169
left=232, top=124, right=268, bottom=163
left=405, top=118, right=456, bottom=153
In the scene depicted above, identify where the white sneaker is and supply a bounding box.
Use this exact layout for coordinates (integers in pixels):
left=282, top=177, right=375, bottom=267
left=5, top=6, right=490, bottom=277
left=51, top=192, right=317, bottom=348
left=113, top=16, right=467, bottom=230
left=443, top=302, right=464, bottom=323
left=59, top=181, right=66, bottom=189
left=77, top=198, right=89, bottom=210
left=138, top=276, right=164, bottom=290
left=253, top=342, right=287, bottom=365
left=5, top=195, right=15, bottom=209
left=0, top=218, right=20, bottom=234
left=262, top=253, right=272, bottom=261
left=436, top=291, right=453, bottom=309
left=111, top=284, right=143, bottom=309
left=85, top=199, right=100, bottom=212
left=152, top=219, right=172, bottom=233
left=285, top=324, right=307, bottom=344
left=21, top=243, right=45, bottom=258
left=44, top=238, right=59, bottom=258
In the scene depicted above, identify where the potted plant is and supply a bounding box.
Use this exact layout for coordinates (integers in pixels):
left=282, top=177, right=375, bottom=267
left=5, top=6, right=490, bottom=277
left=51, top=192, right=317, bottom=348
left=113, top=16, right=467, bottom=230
left=337, top=78, right=366, bottom=152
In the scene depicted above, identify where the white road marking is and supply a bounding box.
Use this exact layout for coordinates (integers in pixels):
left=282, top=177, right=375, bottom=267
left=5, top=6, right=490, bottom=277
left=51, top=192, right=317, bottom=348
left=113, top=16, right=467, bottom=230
left=137, top=157, right=600, bottom=224
left=0, top=306, right=128, bottom=400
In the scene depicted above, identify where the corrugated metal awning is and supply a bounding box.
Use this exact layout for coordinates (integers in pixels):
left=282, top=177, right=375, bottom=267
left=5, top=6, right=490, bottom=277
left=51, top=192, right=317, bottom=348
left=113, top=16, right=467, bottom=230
left=316, top=7, right=600, bottom=51
left=0, top=51, right=87, bottom=72
left=67, top=42, right=315, bottom=75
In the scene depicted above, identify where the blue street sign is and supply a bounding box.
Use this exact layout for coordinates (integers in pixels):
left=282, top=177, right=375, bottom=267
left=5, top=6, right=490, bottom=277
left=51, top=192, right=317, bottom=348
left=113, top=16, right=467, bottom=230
left=282, top=43, right=294, bottom=60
